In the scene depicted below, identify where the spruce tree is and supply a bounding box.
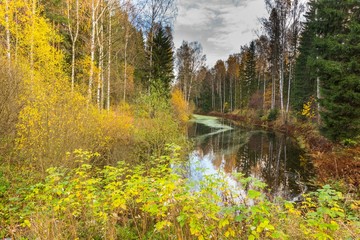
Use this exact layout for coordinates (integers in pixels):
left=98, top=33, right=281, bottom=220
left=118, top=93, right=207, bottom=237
left=292, top=3, right=317, bottom=112
left=245, top=41, right=257, bottom=97
left=316, top=0, right=360, bottom=141
left=150, top=25, right=174, bottom=96
left=295, top=0, right=360, bottom=141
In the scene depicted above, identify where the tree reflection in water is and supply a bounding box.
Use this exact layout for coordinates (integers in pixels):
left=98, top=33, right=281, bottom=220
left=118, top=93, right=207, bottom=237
left=187, top=115, right=314, bottom=201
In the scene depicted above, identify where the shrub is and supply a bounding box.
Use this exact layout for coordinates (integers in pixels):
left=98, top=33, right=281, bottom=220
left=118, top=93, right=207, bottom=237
left=267, top=108, right=279, bottom=122
left=171, top=88, right=191, bottom=124
left=18, top=149, right=360, bottom=240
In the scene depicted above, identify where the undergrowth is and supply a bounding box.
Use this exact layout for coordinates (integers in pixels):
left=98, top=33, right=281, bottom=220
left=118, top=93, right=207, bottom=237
left=0, top=147, right=359, bottom=239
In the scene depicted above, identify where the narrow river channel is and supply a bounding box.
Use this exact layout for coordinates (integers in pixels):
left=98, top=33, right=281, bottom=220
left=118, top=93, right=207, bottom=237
left=186, top=114, right=315, bottom=201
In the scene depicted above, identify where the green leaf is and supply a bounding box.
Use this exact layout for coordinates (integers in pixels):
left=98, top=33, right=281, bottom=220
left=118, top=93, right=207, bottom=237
left=248, top=234, right=256, bottom=240
left=248, top=189, right=261, bottom=199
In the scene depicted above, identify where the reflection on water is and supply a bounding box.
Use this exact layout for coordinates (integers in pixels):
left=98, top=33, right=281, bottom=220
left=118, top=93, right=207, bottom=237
left=187, top=114, right=314, bottom=201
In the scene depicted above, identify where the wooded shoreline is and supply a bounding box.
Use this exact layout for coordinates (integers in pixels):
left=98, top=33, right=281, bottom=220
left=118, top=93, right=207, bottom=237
left=204, top=111, right=360, bottom=191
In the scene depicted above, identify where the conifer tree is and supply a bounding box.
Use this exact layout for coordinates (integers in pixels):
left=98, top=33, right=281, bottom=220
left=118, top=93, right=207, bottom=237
left=315, top=0, right=360, bottom=141
left=150, top=25, right=174, bottom=96
left=292, top=3, right=317, bottom=112
left=245, top=41, right=257, bottom=98
left=295, top=0, right=360, bottom=141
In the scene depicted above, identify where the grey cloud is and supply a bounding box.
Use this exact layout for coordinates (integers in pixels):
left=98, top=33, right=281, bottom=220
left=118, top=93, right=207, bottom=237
left=174, top=0, right=266, bottom=66
left=179, top=0, right=249, bottom=8
left=241, top=28, right=251, bottom=34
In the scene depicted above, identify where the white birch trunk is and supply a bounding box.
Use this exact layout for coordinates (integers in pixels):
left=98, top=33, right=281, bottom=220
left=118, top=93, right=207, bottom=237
left=211, top=79, right=215, bottom=110
left=230, top=77, right=233, bottom=111
left=187, top=75, right=194, bottom=103
left=263, top=71, right=266, bottom=110
left=107, top=2, right=112, bottom=111
left=271, top=73, right=275, bottom=110
left=123, top=30, right=129, bottom=102
left=88, top=0, right=98, bottom=103
left=5, top=0, right=11, bottom=68
left=30, top=0, right=36, bottom=84
left=286, top=61, right=292, bottom=114
left=97, top=0, right=104, bottom=109
left=279, top=55, right=284, bottom=112
left=67, top=0, right=79, bottom=92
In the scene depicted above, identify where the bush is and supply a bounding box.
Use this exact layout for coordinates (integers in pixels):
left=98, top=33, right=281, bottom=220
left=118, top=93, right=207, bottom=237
left=171, top=88, right=191, bottom=124
left=267, top=108, right=279, bottom=122
left=132, top=92, right=188, bottom=163
left=11, top=149, right=358, bottom=240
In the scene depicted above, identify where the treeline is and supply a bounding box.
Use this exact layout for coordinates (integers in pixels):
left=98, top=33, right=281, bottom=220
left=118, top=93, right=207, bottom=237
left=178, top=0, right=360, bottom=143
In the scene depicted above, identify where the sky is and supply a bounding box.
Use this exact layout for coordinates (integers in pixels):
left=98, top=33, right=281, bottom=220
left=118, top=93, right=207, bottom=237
left=173, top=0, right=268, bottom=68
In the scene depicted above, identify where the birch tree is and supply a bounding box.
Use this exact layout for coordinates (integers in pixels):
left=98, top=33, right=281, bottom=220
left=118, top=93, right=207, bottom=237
left=66, top=0, right=80, bottom=91
left=5, top=0, right=11, bottom=68
left=176, top=41, right=206, bottom=103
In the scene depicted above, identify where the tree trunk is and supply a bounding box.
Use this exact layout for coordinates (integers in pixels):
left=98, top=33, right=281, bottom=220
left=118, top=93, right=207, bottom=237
left=67, top=0, right=79, bottom=92
left=107, top=2, right=112, bottom=111
left=5, top=0, right=11, bottom=68
left=279, top=54, right=284, bottom=113
left=271, top=72, right=275, bottom=110
left=234, top=77, right=237, bottom=109
left=188, top=75, right=194, bottom=103
left=222, top=79, right=226, bottom=112
left=123, top=29, right=129, bottom=102
left=30, top=0, right=36, bottom=84
left=211, top=78, right=215, bottom=110
left=286, top=61, right=292, bottom=114
left=316, top=75, right=321, bottom=124
left=230, top=77, right=233, bottom=111
left=88, top=0, right=98, bottom=104
left=263, top=71, right=266, bottom=110
left=97, top=1, right=104, bottom=110
left=219, top=80, right=223, bottom=112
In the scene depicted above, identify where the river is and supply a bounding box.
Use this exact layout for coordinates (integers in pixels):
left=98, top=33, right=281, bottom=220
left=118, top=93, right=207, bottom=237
left=186, top=114, right=314, bottom=201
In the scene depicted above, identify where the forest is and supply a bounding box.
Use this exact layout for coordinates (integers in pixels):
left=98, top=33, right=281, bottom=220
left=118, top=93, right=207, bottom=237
left=0, top=0, right=359, bottom=239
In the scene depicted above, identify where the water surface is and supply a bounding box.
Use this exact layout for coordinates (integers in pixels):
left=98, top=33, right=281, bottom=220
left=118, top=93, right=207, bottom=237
left=187, top=114, right=314, bottom=201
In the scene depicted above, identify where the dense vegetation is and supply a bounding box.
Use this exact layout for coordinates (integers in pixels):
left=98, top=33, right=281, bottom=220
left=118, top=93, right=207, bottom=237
left=0, top=0, right=359, bottom=239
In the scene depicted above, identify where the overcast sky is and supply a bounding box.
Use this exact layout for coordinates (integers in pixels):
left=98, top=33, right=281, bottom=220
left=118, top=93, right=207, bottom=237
left=173, top=0, right=268, bottom=68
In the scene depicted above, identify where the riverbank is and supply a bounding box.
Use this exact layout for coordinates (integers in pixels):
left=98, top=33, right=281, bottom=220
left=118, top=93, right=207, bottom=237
left=204, top=111, right=360, bottom=194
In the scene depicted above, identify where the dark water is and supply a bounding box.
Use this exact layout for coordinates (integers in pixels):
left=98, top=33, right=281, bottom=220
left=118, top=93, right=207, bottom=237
left=187, top=114, right=314, bottom=201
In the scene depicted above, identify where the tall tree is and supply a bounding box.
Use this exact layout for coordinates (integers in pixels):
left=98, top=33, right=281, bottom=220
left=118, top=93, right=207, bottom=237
left=214, top=60, right=226, bottom=112
left=255, top=35, right=270, bottom=110
left=292, top=3, right=317, bottom=112
left=295, top=0, right=360, bottom=141
left=176, top=41, right=206, bottom=103
left=150, top=24, right=174, bottom=96
left=226, top=54, right=240, bottom=111
left=245, top=41, right=257, bottom=98
left=140, top=0, right=177, bottom=86
left=263, top=7, right=280, bottom=110
left=66, top=0, right=80, bottom=91
left=315, top=0, right=360, bottom=141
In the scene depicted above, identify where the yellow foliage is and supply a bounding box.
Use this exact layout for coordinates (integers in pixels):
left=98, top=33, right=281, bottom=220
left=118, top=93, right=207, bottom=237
left=301, top=96, right=316, bottom=119
left=171, top=88, right=190, bottom=124
left=12, top=2, right=134, bottom=170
